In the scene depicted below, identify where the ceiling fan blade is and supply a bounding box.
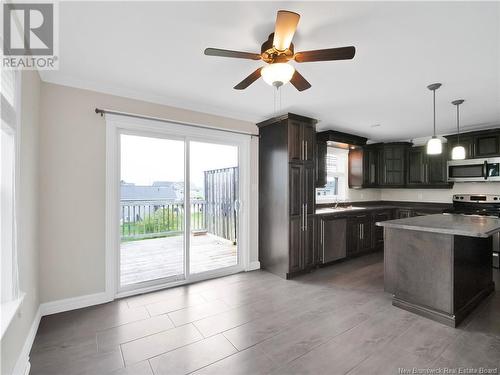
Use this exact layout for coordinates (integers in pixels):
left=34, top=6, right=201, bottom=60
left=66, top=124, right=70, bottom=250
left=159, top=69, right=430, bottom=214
left=294, top=46, right=356, bottom=63
left=290, top=70, right=311, bottom=91
left=273, top=10, right=300, bottom=51
left=234, top=68, right=263, bottom=90
left=204, top=48, right=261, bottom=60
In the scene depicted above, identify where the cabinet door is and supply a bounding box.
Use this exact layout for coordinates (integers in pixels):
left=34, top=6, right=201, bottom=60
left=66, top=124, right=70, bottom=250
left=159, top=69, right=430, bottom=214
left=302, top=123, right=315, bottom=162
left=372, top=211, right=391, bottom=248
left=348, top=148, right=363, bottom=188
left=289, top=163, right=302, bottom=216
left=321, top=217, right=347, bottom=262
left=427, top=150, right=447, bottom=184
left=474, top=134, right=499, bottom=157
left=380, top=146, right=406, bottom=186
left=407, top=147, right=426, bottom=185
left=304, top=163, right=315, bottom=215
left=316, top=141, right=327, bottom=187
left=303, top=216, right=316, bottom=268
left=363, top=148, right=379, bottom=187
left=288, top=120, right=302, bottom=162
left=289, top=216, right=302, bottom=272
left=358, top=219, right=372, bottom=252
left=346, top=218, right=360, bottom=256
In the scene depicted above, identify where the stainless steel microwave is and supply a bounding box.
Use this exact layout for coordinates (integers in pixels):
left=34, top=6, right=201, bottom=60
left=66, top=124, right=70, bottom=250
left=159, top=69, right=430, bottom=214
left=447, top=158, right=500, bottom=182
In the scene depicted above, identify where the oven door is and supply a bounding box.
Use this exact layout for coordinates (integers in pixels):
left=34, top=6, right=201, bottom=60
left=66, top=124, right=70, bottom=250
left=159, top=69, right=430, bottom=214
left=448, top=158, right=500, bottom=182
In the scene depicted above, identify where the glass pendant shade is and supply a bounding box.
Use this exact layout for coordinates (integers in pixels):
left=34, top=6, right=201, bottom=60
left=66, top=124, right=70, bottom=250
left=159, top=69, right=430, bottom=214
left=451, top=145, right=466, bottom=160
left=426, top=136, right=442, bottom=155
left=261, top=63, right=295, bottom=87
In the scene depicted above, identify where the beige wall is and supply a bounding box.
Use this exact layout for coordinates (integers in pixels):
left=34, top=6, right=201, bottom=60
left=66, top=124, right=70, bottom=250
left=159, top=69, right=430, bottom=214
left=39, top=82, right=259, bottom=303
left=1, top=70, right=41, bottom=375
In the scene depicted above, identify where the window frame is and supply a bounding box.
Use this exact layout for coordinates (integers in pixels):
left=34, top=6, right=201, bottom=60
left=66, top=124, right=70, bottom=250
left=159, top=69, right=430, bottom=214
left=1, top=68, right=24, bottom=339
left=316, top=146, right=348, bottom=202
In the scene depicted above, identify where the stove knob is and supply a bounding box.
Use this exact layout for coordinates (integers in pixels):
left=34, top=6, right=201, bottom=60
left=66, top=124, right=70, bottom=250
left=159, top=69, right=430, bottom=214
left=494, top=197, right=498, bottom=200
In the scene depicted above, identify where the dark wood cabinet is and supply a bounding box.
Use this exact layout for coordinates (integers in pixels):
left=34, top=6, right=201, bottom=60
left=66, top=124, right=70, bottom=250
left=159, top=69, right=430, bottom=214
left=372, top=210, right=392, bottom=248
left=363, top=145, right=380, bottom=187
left=474, top=134, right=499, bottom=157
left=444, top=128, right=500, bottom=159
left=315, top=140, right=327, bottom=187
left=379, top=143, right=411, bottom=187
left=347, top=214, right=372, bottom=256
left=407, top=145, right=450, bottom=188
left=258, top=113, right=317, bottom=279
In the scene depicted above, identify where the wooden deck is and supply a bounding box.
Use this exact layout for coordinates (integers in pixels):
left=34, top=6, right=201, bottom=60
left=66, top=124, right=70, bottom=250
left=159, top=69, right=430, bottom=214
left=120, top=234, right=237, bottom=286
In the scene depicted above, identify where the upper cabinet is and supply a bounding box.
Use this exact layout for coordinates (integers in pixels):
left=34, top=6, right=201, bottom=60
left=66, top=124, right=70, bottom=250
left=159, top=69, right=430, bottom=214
left=378, top=143, right=412, bottom=187
left=288, top=119, right=315, bottom=163
left=407, top=145, right=451, bottom=188
left=444, top=128, right=500, bottom=159
left=362, top=145, right=380, bottom=188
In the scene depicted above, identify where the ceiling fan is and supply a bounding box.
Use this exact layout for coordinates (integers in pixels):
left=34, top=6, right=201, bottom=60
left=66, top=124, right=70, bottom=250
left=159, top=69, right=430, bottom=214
left=204, top=10, right=356, bottom=91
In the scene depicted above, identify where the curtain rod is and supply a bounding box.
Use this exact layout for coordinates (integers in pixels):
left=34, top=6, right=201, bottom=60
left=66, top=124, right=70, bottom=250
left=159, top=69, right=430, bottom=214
left=95, top=108, right=259, bottom=138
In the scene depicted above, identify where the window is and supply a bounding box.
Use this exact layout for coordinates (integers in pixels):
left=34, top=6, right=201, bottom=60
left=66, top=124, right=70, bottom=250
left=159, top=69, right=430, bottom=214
left=1, top=67, right=22, bottom=337
left=316, top=147, right=348, bottom=202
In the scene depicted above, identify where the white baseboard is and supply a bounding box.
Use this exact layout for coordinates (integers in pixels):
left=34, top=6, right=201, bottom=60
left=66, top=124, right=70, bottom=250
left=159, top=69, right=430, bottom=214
left=40, top=291, right=112, bottom=317
left=247, top=261, right=261, bottom=271
left=12, top=306, right=41, bottom=375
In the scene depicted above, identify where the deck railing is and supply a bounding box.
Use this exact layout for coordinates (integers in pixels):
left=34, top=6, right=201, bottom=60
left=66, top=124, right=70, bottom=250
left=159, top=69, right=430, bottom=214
left=120, top=199, right=207, bottom=241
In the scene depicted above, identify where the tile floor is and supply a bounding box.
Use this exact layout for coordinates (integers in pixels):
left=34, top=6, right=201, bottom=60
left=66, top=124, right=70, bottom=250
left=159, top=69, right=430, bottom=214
left=30, top=252, right=500, bottom=375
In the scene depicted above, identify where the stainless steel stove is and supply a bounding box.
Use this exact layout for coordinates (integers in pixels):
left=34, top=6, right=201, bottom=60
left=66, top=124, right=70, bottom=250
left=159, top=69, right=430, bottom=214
left=444, top=194, right=500, bottom=268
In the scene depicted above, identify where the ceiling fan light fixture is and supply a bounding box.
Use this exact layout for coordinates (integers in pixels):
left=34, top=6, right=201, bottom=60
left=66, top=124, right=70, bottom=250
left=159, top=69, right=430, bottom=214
left=261, top=63, right=295, bottom=87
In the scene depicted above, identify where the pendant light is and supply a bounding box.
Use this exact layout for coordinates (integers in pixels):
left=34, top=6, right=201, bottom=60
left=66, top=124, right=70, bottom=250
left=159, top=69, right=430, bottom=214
left=451, top=99, right=466, bottom=160
left=426, top=83, right=442, bottom=155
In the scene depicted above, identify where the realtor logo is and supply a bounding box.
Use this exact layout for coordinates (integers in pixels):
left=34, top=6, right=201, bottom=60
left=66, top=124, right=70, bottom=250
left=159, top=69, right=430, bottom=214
left=2, top=2, right=58, bottom=69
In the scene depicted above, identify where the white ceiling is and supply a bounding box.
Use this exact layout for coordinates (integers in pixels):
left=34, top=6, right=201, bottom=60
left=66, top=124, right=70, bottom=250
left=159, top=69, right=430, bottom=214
left=40, top=1, right=500, bottom=141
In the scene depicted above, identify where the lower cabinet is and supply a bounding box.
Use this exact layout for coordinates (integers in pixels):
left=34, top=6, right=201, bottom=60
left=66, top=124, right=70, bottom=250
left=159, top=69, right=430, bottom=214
left=347, top=214, right=372, bottom=256
left=372, top=210, right=393, bottom=248
left=289, top=215, right=316, bottom=274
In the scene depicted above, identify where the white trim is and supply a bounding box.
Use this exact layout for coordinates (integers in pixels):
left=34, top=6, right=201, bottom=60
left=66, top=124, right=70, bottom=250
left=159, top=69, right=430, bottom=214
left=105, top=114, right=252, bottom=299
left=1, top=292, right=25, bottom=339
left=12, top=306, right=41, bottom=375
left=39, top=292, right=111, bottom=316
left=247, top=261, right=261, bottom=271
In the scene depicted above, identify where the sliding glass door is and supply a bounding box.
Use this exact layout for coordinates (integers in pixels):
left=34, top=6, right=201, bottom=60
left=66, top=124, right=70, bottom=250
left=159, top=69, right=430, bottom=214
left=120, top=134, right=186, bottom=287
left=189, top=141, right=239, bottom=274
left=116, top=128, right=245, bottom=294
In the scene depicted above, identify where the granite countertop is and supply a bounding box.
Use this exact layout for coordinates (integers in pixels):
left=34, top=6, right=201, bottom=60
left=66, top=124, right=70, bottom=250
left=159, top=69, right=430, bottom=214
left=377, top=214, right=500, bottom=238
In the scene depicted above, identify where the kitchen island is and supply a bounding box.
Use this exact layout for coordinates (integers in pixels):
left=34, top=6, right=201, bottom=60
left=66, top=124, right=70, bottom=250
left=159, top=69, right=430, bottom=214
left=378, top=213, right=500, bottom=327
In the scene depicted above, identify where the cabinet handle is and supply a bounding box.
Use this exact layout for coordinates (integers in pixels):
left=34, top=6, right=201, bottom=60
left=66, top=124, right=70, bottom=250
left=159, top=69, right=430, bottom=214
left=305, top=142, right=308, bottom=160
left=301, top=140, right=305, bottom=160
left=360, top=223, right=364, bottom=240
left=305, top=203, right=308, bottom=231
left=302, top=203, right=306, bottom=231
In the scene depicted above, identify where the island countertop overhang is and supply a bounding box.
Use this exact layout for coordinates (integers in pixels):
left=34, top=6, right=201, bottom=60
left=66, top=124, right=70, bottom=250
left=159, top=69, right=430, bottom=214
left=376, top=213, right=500, bottom=238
